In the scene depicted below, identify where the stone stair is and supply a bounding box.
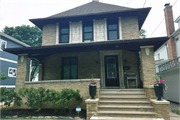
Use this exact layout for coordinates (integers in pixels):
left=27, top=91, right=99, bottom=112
left=97, top=89, right=156, bottom=119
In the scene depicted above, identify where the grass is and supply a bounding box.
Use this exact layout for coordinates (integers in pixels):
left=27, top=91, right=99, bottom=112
left=172, top=109, right=180, bottom=115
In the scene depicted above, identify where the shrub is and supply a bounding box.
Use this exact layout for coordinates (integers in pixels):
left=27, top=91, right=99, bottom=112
left=0, top=87, right=22, bottom=107
left=18, top=87, right=83, bottom=113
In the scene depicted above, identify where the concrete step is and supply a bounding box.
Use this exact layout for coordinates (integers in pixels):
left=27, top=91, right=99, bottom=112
left=98, top=101, right=151, bottom=106
left=99, top=96, right=148, bottom=101
left=100, top=89, right=144, bottom=92
left=98, top=105, right=153, bottom=112
left=100, top=92, right=146, bottom=95
left=98, top=111, right=156, bottom=118
left=100, top=93, right=146, bottom=97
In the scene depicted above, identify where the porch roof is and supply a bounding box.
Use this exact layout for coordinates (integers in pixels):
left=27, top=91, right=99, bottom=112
left=4, top=37, right=168, bottom=61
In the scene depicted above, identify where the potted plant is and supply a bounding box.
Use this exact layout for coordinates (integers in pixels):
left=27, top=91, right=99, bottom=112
left=88, top=76, right=98, bottom=99
left=154, top=78, right=168, bottom=101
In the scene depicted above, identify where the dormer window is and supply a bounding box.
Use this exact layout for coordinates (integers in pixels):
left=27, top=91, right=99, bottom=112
left=83, top=23, right=93, bottom=42
left=59, top=25, right=69, bottom=43
left=107, top=20, right=119, bottom=40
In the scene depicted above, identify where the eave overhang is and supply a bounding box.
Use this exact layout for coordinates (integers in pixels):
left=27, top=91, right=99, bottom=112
left=4, top=37, right=168, bottom=61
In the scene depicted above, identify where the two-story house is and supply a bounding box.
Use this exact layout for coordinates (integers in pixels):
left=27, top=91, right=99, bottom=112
left=0, top=32, right=30, bottom=90
left=4, top=0, right=170, bottom=119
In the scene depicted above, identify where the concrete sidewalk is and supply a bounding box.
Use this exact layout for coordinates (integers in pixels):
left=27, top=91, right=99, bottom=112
left=170, top=111, right=180, bottom=120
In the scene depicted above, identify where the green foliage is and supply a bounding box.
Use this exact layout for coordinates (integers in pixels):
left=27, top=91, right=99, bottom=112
left=0, top=87, right=22, bottom=107
left=0, top=71, right=8, bottom=81
left=18, top=87, right=83, bottom=113
left=172, top=109, right=180, bottom=115
left=2, top=25, right=42, bottom=47
left=139, top=29, right=147, bottom=39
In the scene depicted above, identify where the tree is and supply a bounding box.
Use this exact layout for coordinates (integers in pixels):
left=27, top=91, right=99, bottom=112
left=0, top=71, right=8, bottom=81
left=2, top=25, right=42, bottom=46
left=139, top=29, right=147, bottom=39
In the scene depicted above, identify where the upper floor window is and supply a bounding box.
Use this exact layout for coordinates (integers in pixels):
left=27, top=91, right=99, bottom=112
left=107, top=20, right=119, bottom=40
left=83, top=23, right=93, bottom=42
left=0, top=39, right=7, bottom=50
left=59, top=25, right=69, bottom=43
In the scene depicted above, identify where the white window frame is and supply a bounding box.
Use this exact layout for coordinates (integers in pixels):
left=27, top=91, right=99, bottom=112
left=8, top=67, right=17, bottom=77
left=0, top=39, right=7, bottom=51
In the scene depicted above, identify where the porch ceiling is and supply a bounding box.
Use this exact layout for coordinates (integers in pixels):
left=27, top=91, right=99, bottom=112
left=4, top=37, right=168, bottom=60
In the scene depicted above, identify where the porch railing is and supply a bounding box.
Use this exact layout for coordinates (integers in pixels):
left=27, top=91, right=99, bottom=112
left=158, top=57, right=180, bottom=72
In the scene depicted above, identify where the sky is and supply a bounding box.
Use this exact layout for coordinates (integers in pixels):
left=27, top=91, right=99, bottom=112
left=0, top=0, right=179, bottom=38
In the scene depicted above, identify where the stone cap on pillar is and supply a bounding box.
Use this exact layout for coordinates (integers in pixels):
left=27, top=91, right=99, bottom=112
left=150, top=99, right=170, bottom=104
left=85, top=99, right=99, bottom=103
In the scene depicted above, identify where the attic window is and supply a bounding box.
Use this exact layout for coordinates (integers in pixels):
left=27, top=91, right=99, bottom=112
left=59, top=25, right=69, bottom=43
left=0, top=39, right=7, bottom=50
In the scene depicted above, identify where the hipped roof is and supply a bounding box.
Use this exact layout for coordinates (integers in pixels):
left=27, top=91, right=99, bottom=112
left=30, top=1, right=151, bottom=30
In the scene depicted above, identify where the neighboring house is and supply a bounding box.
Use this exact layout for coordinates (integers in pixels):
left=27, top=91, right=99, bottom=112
left=154, top=4, right=180, bottom=103
left=4, top=0, right=170, bottom=119
left=0, top=32, right=30, bottom=90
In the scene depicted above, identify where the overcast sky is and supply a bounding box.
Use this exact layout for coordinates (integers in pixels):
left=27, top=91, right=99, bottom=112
left=0, top=0, right=179, bottom=38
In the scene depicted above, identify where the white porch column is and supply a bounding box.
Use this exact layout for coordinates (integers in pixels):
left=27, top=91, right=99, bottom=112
left=56, top=22, right=59, bottom=44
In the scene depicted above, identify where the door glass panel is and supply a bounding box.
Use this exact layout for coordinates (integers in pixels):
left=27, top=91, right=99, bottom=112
left=107, top=57, right=117, bottom=79
left=70, top=58, right=77, bottom=79
left=63, top=59, right=70, bottom=79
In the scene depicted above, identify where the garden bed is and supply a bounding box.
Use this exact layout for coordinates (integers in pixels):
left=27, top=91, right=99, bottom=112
left=1, top=108, right=86, bottom=119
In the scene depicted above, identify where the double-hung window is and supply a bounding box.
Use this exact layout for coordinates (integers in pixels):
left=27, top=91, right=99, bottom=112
left=107, top=20, right=119, bottom=40
left=83, top=23, right=93, bottom=42
left=0, top=40, right=7, bottom=50
left=62, top=57, right=78, bottom=79
left=59, top=25, right=69, bottom=43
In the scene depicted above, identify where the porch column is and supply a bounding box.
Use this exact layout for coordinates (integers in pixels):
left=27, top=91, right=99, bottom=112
left=15, top=54, right=30, bottom=91
left=140, top=46, right=156, bottom=100
left=38, top=64, right=43, bottom=81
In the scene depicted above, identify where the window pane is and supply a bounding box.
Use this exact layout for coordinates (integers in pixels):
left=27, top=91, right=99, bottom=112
left=84, top=26, right=92, bottom=32
left=108, top=24, right=117, bottom=30
left=108, top=31, right=118, bottom=40
left=107, top=57, right=117, bottom=79
left=61, top=35, right=69, bottom=43
left=84, top=33, right=93, bottom=40
left=63, top=59, right=70, bottom=79
left=61, top=28, right=69, bottom=34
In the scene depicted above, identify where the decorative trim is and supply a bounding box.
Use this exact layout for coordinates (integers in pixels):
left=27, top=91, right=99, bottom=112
left=140, top=46, right=154, bottom=48
left=70, top=21, right=82, bottom=43
left=145, top=48, right=150, bottom=56
left=118, top=17, right=122, bottom=40
left=94, top=19, right=106, bottom=41
left=0, top=57, right=17, bottom=63
left=56, top=23, right=59, bottom=44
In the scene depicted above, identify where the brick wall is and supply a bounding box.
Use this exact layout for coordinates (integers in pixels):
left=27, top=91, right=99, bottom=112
left=41, top=17, right=140, bottom=46
left=43, top=51, right=100, bottom=80
left=123, top=50, right=140, bottom=88
left=42, top=24, right=56, bottom=46
left=121, top=17, right=139, bottom=40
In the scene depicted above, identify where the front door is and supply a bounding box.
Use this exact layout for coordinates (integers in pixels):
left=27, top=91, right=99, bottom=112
left=105, top=55, right=119, bottom=87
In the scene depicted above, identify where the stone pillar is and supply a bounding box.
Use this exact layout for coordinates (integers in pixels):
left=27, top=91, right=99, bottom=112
left=38, top=64, right=43, bottom=81
left=85, top=99, right=99, bottom=120
left=150, top=99, right=170, bottom=120
left=15, top=54, right=30, bottom=91
left=140, top=46, right=156, bottom=100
